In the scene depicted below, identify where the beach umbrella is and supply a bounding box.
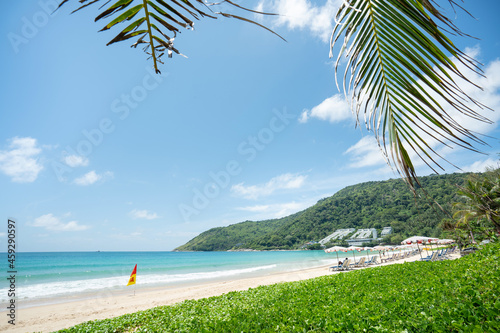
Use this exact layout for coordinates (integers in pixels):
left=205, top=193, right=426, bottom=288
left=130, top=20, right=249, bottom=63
left=399, top=244, right=413, bottom=257
left=402, top=236, right=437, bottom=259
left=402, top=236, right=430, bottom=244
left=372, top=245, right=389, bottom=258
left=416, top=240, right=425, bottom=258
left=364, top=247, right=373, bottom=259
left=403, top=239, right=423, bottom=259
left=425, top=238, right=439, bottom=255
left=346, top=246, right=364, bottom=262
left=394, top=245, right=403, bottom=257
left=324, top=246, right=347, bottom=262
left=437, top=239, right=454, bottom=245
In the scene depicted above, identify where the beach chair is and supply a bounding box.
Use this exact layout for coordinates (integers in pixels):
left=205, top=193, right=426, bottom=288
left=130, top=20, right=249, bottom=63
left=380, top=253, right=396, bottom=263
left=329, top=259, right=350, bottom=271
left=437, top=248, right=449, bottom=260
left=349, top=258, right=359, bottom=268
left=329, top=262, right=343, bottom=271
left=420, top=251, right=438, bottom=262
left=420, top=253, right=432, bottom=261
left=340, top=259, right=351, bottom=271
left=366, top=256, right=379, bottom=265
left=354, top=257, right=366, bottom=267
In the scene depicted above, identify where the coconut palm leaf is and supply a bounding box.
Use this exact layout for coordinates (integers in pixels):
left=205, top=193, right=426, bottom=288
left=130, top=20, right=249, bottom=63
left=331, top=0, right=493, bottom=189
left=58, top=0, right=284, bottom=74
left=454, top=171, right=500, bottom=234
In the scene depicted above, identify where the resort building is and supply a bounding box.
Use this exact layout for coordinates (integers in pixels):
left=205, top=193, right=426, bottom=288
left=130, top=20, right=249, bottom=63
left=380, top=227, right=392, bottom=237
left=319, top=228, right=356, bottom=245
left=346, top=228, right=378, bottom=246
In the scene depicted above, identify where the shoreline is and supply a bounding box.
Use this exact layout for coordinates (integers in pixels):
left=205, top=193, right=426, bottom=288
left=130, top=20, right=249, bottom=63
left=1, top=251, right=459, bottom=332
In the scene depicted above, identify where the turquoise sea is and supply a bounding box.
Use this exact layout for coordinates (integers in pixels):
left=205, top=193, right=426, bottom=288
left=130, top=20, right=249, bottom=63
left=0, top=250, right=365, bottom=305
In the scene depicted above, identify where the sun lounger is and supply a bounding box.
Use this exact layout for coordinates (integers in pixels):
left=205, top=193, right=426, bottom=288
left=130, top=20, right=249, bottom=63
left=380, top=253, right=396, bottom=263
left=365, top=256, right=379, bottom=265
left=420, top=253, right=432, bottom=261
left=330, top=259, right=351, bottom=271
left=340, top=259, right=351, bottom=271
left=329, top=262, right=342, bottom=271
left=437, top=248, right=450, bottom=260
left=420, top=251, right=438, bottom=262
left=354, top=257, right=366, bottom=267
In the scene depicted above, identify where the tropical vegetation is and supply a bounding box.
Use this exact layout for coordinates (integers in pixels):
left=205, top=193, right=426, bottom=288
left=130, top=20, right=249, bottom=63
left=176, top=172, right=474, bottom=251
left=331, top=0, right=492, bottom=188
left=442, top=168, right=500, bottom=246
left=56, top=0, right=283, bottom=74
left=59, top=242, right=500, bottom=332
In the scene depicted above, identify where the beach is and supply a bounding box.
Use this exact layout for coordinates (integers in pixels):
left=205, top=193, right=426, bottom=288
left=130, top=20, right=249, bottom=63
left=1, top=251, right=459, bottom=333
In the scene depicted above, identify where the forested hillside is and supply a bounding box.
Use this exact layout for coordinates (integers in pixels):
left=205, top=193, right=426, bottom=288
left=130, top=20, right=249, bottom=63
left=175, top=173, right=472, bottom=251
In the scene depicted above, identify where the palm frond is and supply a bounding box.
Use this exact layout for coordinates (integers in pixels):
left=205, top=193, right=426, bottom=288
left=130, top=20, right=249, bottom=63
left=58, top=0, right=285, bottom=74
left=331, top=0, right=493, bottom=189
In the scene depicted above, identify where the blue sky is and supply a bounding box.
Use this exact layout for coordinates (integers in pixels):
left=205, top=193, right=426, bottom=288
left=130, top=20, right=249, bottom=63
left=1, top=0, right=499, bottom=251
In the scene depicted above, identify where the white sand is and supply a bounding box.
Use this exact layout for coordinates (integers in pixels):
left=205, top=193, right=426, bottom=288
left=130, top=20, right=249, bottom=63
left=0, top=251, right=459, bottom=333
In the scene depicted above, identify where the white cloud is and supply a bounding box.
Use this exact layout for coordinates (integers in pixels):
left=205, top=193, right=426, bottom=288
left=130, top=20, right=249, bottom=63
left=73, top=170, right=113, bottom=186
left=31, top=213, right=90, bottom=231
left=344, top=136, right=386, bottom=168
left=237, top=201, right=312, bottom=219
left=231, top=173, right=307, bottom=199
left=258, top=0, right=342, bottom=42
left=63, top=154, right=89, bottom=167
left=460, top=158, right=499, bottom=173
left=129, top=209, right=159, bottom=220
left=415, top=49, right=500, bottom=139
left=0, top=137, right=43, bottom=182
left=299, top=94, right=352, bottom=123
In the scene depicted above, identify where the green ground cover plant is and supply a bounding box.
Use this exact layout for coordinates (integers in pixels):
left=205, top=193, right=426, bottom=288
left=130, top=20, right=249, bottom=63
left=59, top=243, right=500, bottom=332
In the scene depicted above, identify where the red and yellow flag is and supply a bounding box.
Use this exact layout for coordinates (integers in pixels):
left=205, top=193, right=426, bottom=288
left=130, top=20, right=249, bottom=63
left=127, top=264, right=137, bottom=286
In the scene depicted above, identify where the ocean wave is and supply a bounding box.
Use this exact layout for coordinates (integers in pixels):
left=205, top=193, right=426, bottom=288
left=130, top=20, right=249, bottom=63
left=0, top=264, right=277, bottom=301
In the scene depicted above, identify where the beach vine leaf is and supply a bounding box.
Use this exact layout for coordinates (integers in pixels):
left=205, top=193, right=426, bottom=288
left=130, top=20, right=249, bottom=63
left=331, top=0, right=493, bottom=189
left=56, top=0, right=284, bottom=74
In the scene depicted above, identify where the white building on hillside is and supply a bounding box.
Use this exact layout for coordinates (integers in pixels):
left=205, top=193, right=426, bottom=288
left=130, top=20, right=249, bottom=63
left=319, top=228, right=356, bottom=245
left=346, top=228, right=378, bottom=246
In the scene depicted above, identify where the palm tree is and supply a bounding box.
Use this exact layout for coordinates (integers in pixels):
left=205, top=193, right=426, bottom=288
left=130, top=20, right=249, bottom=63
left=453, top=170, right=500, bottom=241
left=56, top=0, right=284, bottom=74
left=331, top=0, right=492, bottom=189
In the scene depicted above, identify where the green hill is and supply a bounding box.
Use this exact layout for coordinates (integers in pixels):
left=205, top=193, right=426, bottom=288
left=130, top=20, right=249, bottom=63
left=175, top=172, right=472, bottom=251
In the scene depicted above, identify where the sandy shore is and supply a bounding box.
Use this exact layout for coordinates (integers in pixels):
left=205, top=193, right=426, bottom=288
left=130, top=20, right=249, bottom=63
left=1, top=251, right=459, bottom=332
